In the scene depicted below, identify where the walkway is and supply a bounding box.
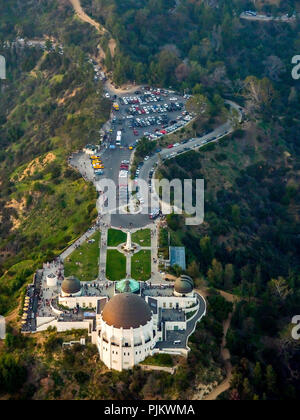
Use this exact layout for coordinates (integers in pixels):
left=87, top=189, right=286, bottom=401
left=99, top=224, right=108, bottom=281
left=151, top=224, right=161, bottom=283
left=60, top=225, right=98, bottom=261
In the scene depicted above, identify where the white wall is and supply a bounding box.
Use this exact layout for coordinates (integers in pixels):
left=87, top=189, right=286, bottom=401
left=59, top=295, right=105, bottom=310
left=37, top=319, right=92, bottom=333
left=145, top=295, right=197, bottom=311
left=97, top=318, right=156, bottom=371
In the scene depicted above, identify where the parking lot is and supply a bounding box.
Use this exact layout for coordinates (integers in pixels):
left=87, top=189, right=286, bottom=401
left=105, top=87, right=192, bottom=149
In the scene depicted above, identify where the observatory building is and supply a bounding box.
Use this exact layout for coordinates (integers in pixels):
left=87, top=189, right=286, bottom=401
left=96, top=293, right=155, bottom=371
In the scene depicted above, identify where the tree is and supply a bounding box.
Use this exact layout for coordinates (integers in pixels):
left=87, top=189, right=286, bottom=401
left=231, top=204, right=241, bottom=226
left=224, top=264, right=235, bottom=290
left=199, top=236, right=214, bottom=269
left=187, top=261, right=200, bottom=279
left=242, top=378, right=253, bottom=400
left=253, top=362, right=263, bottom=389
left=207, top=259, right=224, bottom=288
left=268, top=277, right=291, bottom=302
left=175, top=62, right=190, bottom=82
left=0, top=354, right=27, bottom=393
left=244, top=76, right=275, bottom=114
left=104, top=48, right=113, bottom=72
left=45, top=39, right=53, bottom=52
left=136, top=137, right=156, bottom=159
left=186, top=94, right=209, bottom=116
left=265, top=365, right=277, bottom=394
left=263, top=55, right=286, bottom=82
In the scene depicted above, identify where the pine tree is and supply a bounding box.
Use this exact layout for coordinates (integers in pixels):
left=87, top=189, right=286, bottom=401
left=224, top=264, right=234, bottom=290
left=253, top=362, right=263, bottom=389
left=265, top=365, right=277, bottom=395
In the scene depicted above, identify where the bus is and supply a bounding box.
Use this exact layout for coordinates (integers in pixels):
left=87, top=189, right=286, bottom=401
left=116, top=130, right=122, bottom=146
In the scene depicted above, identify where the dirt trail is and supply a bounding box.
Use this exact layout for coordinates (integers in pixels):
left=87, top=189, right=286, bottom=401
left=67, top=0, right=139, bottom=95
left=203, top=312, right=233, bottom=400
left=68, top=0, right=116, bottom=56
left=67, top=0, right=144, bottom=94
left=193, top=287, right=238, bottom=401
left=69, top=0, right=105, bottom=34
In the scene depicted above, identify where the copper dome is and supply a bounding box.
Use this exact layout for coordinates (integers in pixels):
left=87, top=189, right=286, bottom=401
left=61, top=276, right=81, bottom=295
left=102, top=293, right=152, bottom=329
left=174, top=275, right=194, bottom=294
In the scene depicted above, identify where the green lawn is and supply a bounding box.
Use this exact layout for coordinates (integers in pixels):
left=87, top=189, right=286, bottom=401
left=141, top=354, right=174, bottom=367
left=107, top=229, right=127, bottom=247
left=132, top=229, right=151, bottom=247
left=131, top=250, right=151, bottom=281
left=64, top=231, right=100, bottom=282
left=106, top=250, right=127, bottom=280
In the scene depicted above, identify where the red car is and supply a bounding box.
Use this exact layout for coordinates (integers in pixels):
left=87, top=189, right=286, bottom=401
left=167, top=144, right=174, bottom=149
left=160, top=130, right=167, bottom=135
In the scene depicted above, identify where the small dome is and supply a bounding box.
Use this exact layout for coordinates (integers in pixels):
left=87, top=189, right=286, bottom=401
left=61, top=276, right=81, bottom=295
left=102, top=293, right=152, bottom=329
left=174, top=275, right=194, bottom=294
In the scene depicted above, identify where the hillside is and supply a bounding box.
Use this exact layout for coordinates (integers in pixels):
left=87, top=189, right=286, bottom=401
left=0, top=0, right=111, bottom=314
left=0, top=0, right=299, bottom=402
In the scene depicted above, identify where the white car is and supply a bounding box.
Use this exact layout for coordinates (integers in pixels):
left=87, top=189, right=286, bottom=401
left=144, top=156, right=150, bottom=161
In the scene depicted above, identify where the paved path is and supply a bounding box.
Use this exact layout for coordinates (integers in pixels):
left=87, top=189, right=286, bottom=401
left=60, top=226, right=98, bottom=261
left=126, top=255, right=131, bottom=278
left=150, top=224, right=161, bottom=283
left=99, top=226, right=108, bottom=281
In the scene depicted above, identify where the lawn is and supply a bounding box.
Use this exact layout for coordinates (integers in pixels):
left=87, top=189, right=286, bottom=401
left=64, top=231, right=100, bottom=282
left=141, top=353, right=174, bottom=367
left=106, top=250, right=127, bottom=280
left=107, top=229, right=127, bottom=247
left=131, top=250, right=151, bottom=281
left=132, top=229, right=151, bottom=247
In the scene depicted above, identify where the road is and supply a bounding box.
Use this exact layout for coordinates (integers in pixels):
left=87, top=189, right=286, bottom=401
left=70, top=98, right=243, bottom=229
left=155, top=293, right=206, bottom=350
left=138, top=100, right=243, bottom=211
left=240, top=12, right=296, bottom=23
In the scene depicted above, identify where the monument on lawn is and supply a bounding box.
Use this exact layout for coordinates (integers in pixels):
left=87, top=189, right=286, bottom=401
left=124, top=231, right=134, bottom=253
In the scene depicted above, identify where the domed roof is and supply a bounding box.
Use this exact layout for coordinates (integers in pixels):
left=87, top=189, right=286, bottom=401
left=61, top=276, right=81, bottom=295
left=102, top=293, right=152, bottom=329
left=174, top=275, right=194, bottom=294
